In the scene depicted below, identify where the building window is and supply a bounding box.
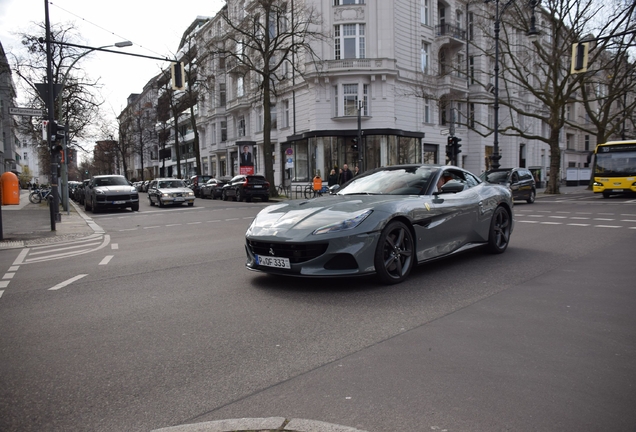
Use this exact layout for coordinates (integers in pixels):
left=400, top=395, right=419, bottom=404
left=221, top=120, right=227, bottom=142
left=585, top=135, right=590, bottom=151
left=334, top=85, right=339, bottom=116
left=455, top=53, right=464, bottom=77
left=237, top=76, right=244, bottom=97
left=469, top=103, right=475, bottom=128
left=469, top=56, right=475, bottom=84
left=334, top=24, right=365, bottom=59
left=424, top=98, right=431, bottom=123
left=283, top=99, right=290, bottom=128
left=238, top=115, right=246, bottom=137
left=468, top=12, right=474, bottom=40
left=566, top=133, right=575, bottom=150
left=220, top=83, right=226, bottom=106
left=421, top=41, right=429, bottom=73
left=271, top=104, right=277, bottom=129
left=211, top=124, right=217, bottom=144
left=256, top=106, right=263, bottom=132
left=336, top=83, right=369, bottom=117
left=421, top=0, right=429, bottom=25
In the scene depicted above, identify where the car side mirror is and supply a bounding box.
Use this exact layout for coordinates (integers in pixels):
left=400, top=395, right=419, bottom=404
left=435, top=181, right=464, bottom=195
left=329, top=184, right=340, bottom=194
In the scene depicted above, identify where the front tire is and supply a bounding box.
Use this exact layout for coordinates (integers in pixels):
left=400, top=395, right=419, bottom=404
left=486, top=206, right=511, bottom=254
left=236, top=189, right=243, bottom=202
left=131, top=203, right=139, bottom=212
left=149, top=196, right=155, bottom=206
left=222, top=191, right=228, bottom=201
left=29, top=192, right=40, bottom=204
left=602, top=191, right=611, bottom=198
left=374, top=221, right=415, bottom=285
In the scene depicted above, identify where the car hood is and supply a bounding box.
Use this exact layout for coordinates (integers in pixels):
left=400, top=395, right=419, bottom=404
left=246, top=195, right=422, bottom=240
left=94, top=185, right=135, bottom=192
left=156, top=187, right=192, bottom=193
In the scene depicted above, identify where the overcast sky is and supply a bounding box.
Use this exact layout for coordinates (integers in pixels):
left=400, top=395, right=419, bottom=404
left=0, top=0, right=225, bottom=142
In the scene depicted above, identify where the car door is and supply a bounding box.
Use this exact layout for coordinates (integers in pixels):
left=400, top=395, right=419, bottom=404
left=147, top=180, right=158, bottom=203
left=426, top=169, right=481, bottom=255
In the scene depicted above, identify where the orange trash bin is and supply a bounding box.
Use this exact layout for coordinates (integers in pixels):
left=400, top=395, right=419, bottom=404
left=1, top=172, right=20, bottom=205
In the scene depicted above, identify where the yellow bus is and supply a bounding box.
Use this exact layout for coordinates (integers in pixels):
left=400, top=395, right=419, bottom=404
left=591, top=140, right=636, bottom=198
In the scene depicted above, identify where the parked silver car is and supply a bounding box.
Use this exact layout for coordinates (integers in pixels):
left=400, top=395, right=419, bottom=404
left=84, top=175, right=139, bottom=212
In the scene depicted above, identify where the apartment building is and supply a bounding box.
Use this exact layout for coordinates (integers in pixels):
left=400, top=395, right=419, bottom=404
left=122, top=0, right=621, bottom=187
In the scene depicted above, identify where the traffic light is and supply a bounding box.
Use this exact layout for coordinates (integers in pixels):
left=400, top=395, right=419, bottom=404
left=571, top=42, right=589, bottom=74
left=49, top=121, right=65, bottom=152
left=453, top=137, right=462, bottom=156
left=351, top=138, right=359, bottom=151
left=446, top=136, right=454, bottom=162
left=171, top=61, right=185, bottom=90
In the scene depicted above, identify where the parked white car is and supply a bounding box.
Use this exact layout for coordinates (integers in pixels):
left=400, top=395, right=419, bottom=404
left=147, top=178, right=195, bottom=207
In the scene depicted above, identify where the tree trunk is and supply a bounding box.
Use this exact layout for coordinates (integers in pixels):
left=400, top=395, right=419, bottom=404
left=190, top=105, right=201, bottom=175
left=547, top=128, right=561, bottom=194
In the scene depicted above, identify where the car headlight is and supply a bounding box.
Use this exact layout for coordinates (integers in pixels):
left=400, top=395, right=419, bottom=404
left=95, top=189, right=105, bottom=194
left=313, top=209, right=373, bottom=235
left=130, top=187, right=137, bottom=193
left=188, top=191, right=194, bottom=196
left=162, top=193, right=170, bottom=197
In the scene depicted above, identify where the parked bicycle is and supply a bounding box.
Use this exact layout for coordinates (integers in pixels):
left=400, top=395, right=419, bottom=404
left=276, top=183, right=290, bottom=197
left=303, top=184, right=329, bottom=199
left=29, top=188, right=52, bottom=204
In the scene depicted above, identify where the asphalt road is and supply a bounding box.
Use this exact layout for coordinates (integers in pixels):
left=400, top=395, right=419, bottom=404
left=0, top=191, right=635, bottom=431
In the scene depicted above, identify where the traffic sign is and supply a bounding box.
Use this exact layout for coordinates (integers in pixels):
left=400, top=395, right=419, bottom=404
left=10, top=107, right=45, bottom=117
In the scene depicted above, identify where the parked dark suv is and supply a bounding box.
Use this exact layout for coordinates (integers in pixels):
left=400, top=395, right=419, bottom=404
left=480, top=167, right=536, bottom=203
left=222, top=175, right=270, bottom=202
left=189, top=175, right=212, bottom=197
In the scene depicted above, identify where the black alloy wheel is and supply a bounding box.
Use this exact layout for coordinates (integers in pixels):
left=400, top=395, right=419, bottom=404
left=374, top=221, right=415, bottom=285
left=486, top=206, right=511, bottom=254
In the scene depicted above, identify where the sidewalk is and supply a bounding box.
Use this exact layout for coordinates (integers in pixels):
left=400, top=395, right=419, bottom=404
left=0, top=190, right=97, bottom=249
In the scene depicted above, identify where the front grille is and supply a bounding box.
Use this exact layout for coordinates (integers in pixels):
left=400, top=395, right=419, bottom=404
left=96, top=194, right=136, bottom=202
left=247, top=240, right=328, bottom=264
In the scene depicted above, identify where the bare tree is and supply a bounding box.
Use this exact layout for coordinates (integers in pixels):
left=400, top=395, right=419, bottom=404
left=216, top=0, right=326, bottom=195
left=11, top=22, right=105, bottom=168
left=468, top=0, right=635, bottom=193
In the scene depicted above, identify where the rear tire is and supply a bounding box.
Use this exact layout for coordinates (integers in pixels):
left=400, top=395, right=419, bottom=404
left=527, top=189, right=536, bottom=204
left=222, top=191, right=228, bottom=201
left=486, top=206, right=511, bottom=254
left=374, top=221, right=415, bottom=285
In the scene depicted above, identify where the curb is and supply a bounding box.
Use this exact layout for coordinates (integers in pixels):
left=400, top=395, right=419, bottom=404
left=151, top=417, right=369, bottom=432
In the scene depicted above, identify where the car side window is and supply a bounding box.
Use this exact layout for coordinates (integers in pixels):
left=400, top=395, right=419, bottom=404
left=464, top=172, right=480, bottom=188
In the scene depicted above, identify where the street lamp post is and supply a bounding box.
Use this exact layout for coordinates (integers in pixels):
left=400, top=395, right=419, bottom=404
left=57, top=41, right=132, bottom=213
left=488, top=0, right=538, bottom=170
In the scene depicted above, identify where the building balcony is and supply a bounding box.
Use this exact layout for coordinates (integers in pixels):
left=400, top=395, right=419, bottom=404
left=435, top=24, right=466, bottom=49
left=324, top=58, right=396, bottom=72
left=436, top=73, right=468, bottom=96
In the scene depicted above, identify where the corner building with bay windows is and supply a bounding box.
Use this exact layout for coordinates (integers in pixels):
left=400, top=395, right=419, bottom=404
left=195, top=0, right=463, bottom=187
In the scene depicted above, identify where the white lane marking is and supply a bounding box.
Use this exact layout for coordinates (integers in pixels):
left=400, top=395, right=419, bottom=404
left=576, top=212, right=592, bottom=214
left=567, top=223, right=590, bottom=227
left=118, top=228, right=138, bottom=231
left=187, top=222, right=202, bottom=225
left=166, top=224, right=182, bottom=227
left=243, top=217, right=254, bottom=220
left=206, top=220, right=221, bottom=223
left=0, top=281, right=9, bottom=288
left=3, top=273, right=15, bottom=280
left=570, top=217, right=590, bottom=220
left=0, top=290, right=3, bottom=298
left=226, top=218, right=239, bottom=221
left=111, top=244, right=119, bottom=250
left=594, top=225, right=622, bottom=229
left=48, top=274, right=88, bottom=291
left=549, top=216, right=568, bottom=219
left=620, top=219, right=636, bottom=223
left=621, top=214, right=636, bottom=217
left=28, top=240, right=103, bottom=256
left=99, top=256, right=113, bottom=265
left=593, top=218, right=615, bottom=221
left=517, top=220, right=539, bottom=223
left=528, top=215, right=544, bottom=218
left=8, top=266, right=19, bottom=272
left=12, top=248, right=30, bottom=266
left=599, top=213, right=615, bottom=215
left=556, top=211, right=571, bottom=214
left=20, top=235, right=111, bottom=264
left=143, top=226, right=161, bottom=229
left=540, top=222, right=562, bottom=225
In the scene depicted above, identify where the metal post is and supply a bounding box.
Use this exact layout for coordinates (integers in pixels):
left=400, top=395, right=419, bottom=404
left=357, top=100, right=363, bottom=172
left=491, top=0, right=502, bottom=170
left=44, top=0, right=58, bottom=229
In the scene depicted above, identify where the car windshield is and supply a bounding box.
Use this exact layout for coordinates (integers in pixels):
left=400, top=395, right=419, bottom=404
left=159, top=181, right=185, bottom=188
left=483, top=171, right=511, bottom=184
left=337, top=167, right=437, bottom=196
left=94, top=177, right=129, bottom=187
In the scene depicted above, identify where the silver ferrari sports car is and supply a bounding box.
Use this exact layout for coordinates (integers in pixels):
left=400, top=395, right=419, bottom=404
left=245, top=164, right=514, bottom=285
